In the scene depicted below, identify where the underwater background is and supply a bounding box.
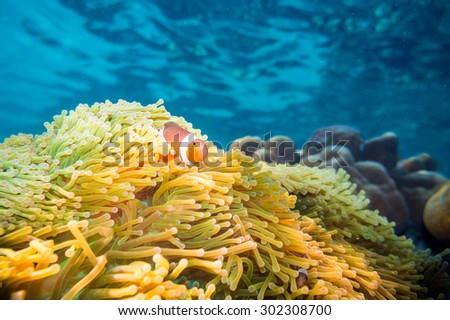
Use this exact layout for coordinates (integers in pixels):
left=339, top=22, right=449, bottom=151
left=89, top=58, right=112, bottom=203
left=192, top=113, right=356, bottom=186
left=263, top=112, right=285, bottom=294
left=0, top=0, right=449, bottom=176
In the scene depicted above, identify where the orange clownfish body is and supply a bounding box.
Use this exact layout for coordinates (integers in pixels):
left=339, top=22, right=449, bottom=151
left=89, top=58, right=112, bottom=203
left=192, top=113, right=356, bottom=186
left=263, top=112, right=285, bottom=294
left=160, top=121, right=208, bottom=165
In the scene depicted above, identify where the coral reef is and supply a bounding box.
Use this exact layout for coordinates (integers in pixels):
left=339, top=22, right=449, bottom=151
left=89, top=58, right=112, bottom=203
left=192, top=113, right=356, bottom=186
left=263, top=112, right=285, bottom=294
left=397, top=153, right=436, bottom=174
left=424, top=182, right=450, bottom=246
left=229, top=136, right=262, bottom=157
left=347, top=161, right=409, bottom=234
left=235, top=128, right=449, bottom=247
left=303, top=146, right=355, bottom=169
left=230, top=135, right=297, bottom=164
left=361, top=132, right=398, bottom=170
left=304, top=126, right=364, bottom=161
left=1, top=100, right=449, bottom=300
left=400, top=171, right=447, bottom=230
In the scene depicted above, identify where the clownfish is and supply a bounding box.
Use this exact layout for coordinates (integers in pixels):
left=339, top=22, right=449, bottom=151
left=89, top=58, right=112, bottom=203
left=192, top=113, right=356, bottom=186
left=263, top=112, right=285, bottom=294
left=159, top=121, right=208, bottom=165
left=296, top=268, right=309, bottom=288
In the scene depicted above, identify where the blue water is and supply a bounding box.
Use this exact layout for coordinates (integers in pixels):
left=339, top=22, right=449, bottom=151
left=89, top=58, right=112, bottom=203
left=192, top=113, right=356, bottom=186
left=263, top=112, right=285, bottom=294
left=0, top=0, right=449, bottom=175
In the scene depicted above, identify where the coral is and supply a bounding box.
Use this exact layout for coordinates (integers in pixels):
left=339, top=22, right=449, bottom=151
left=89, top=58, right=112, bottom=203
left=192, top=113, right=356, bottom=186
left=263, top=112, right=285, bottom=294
left=235, top=128, right=448, bottom=247
left=399, top=171, right=447, bottom=230
left=397, top=153, right=436, bottom=174
left=301, top=146, right=355, bottom=169
left=362, top=132, right=398, bottom=170
left=0, top=100, right=449, bottom=300
left=347, top=161, right=410, bottom=234
left=230, top=135, right=297, bottom=164
left=229, top=136, right=261, bottom=157
left=304, top=126, right=364, bottom=161
left=424, top=182, right=450, bottom=246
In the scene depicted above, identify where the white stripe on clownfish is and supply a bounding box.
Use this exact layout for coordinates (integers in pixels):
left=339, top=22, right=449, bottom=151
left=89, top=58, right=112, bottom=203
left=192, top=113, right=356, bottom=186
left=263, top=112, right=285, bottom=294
left=179, top=133, right=195, bottom=165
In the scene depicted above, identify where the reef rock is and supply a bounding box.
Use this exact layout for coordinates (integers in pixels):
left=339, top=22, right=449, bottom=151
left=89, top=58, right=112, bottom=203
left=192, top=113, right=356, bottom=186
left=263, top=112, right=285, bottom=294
left=304, top=125, right=364, bottom=160
left=263, top=135, right=296, bottom=164
left=301, top=146, right=354, bottom=169
left=423, top=182, right=450, bottom=246
left=230, top=135, right=298, bottom=164
left=362, top=132, right=398, bottom=170
left=400, top=170, right=447, bottom=190
left=229, top=136, right=261, bottom=156
left=399, top=171, right=447, bottom=229
left=252, top=147, right=272, bottom=163
left=348, top=161, right=410, bottom=233
left=397, top=153, right=436, bottom=174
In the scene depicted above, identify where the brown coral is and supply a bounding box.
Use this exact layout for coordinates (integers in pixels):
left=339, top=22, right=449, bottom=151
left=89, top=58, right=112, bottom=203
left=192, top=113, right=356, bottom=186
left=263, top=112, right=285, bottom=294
left=424, top=182, right=450, bottom=246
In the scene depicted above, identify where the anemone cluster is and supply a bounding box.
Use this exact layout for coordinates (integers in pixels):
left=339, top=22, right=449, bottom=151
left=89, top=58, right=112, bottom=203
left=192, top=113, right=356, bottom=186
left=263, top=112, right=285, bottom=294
left=0, top=100, right=448, bottom=300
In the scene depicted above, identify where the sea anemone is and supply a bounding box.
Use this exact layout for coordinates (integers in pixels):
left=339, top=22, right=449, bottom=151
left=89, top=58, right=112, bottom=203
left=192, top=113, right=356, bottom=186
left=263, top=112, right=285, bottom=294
left=0, top=100, right=448, bottom=299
